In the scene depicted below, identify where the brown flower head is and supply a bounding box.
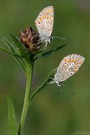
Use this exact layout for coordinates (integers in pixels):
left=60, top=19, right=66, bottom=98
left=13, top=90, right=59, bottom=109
left=20, top=27, right=41, bottom=53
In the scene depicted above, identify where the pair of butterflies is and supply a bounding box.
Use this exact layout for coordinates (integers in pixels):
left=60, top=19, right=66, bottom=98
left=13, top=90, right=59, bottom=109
left=35, top=6, right=85, bottom=86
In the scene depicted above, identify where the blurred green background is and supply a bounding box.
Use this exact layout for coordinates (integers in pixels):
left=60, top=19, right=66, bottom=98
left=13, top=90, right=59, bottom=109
left=0, top=0, right=90, bottom=135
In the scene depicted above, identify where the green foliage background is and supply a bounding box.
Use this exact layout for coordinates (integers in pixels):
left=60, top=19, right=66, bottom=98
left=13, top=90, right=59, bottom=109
left=0, top=0, right=90, bottom=135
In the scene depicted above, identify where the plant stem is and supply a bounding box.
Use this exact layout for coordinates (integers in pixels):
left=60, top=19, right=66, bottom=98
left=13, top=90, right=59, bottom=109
left=29, top=68, right=56, bottom=103
left=18, top=60, right=33, bottom=135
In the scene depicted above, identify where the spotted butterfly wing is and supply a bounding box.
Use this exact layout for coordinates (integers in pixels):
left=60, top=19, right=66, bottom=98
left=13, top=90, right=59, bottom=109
left=54, top=54, right=85, bottom=86
left=35, top=6, right=54, bottom=45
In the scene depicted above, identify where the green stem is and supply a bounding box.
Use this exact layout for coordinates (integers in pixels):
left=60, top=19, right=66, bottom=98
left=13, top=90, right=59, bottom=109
left=18, top=60, right=33, bottom=135
left=29, top=68, right=56, bottom=103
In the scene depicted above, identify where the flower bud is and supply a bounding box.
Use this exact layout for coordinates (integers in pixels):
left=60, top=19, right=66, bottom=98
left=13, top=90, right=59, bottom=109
left=20, top=27, right=41, bottom=53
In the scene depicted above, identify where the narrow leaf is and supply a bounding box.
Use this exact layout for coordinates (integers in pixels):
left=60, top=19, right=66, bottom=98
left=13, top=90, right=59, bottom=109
left=0, top=34, right=25, bottom=57
left=0, top=35, right=26, bottom=71
left=14, top=56, right=27, bottom=73
left=53, top=43, right=67, bottom=52
left=7, top=95, right=17, bottom=135
left=10, top=33, right=30, bottom=59
left=0, top=46, right=12, bottom=54
left=34, top=43, right=67, bottom=60
left=0, top=34, right=15, bottom=52
left=29, top=68, right=57, bottom=102
left=41, top=50, right=53, bottom=57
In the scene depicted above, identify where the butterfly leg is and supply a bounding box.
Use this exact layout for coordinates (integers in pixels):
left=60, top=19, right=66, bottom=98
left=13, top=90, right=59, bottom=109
left=43, top=39, right=51, bottom=49
left=43, top=44, right=48, bottom=49
left=47, top=76, right=55, bottom=84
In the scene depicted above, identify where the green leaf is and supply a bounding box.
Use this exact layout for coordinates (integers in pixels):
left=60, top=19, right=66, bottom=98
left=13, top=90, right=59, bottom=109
left=10, top=33, right=30, bottom=59
left=7, top=94, right=17, bottom=135
left=0, top=34, right=28, bottom=72
left=41, top=50, right=53, bottom=57
left=53, top=43, right=67, bottom=52
left=13, top=56, right=27, bottom=73
left=0, top=34, right=22, bottom=56
left=0, top=46, right=12, bottom=54
left=29, top=68, right=57, bottom=102
left=0, top=34, right=24, bottom=57
left=34, top=43, right=67, bottom=60
left=0, top=34, right=15, bottom=52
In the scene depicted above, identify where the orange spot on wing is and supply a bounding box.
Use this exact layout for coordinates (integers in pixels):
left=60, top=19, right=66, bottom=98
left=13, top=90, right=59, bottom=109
left=74, top=65, right=79, bottom=72
left=64, top=58, right=76, bottom=63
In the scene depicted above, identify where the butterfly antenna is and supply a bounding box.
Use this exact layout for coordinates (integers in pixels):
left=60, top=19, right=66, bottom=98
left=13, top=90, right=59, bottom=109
left=52, top=36, right=70, bottom=42
left=61, top=83, right=75, bottom=95
left=52, top=36, right=66, bottom=40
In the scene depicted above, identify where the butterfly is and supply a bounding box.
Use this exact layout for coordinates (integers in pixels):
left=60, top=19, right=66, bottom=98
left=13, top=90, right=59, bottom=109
left=53, top=54, right=85, bottom=86
left=35, top=6, right=54, bottom=47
